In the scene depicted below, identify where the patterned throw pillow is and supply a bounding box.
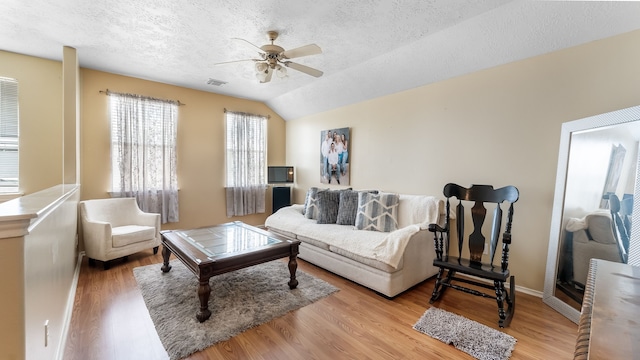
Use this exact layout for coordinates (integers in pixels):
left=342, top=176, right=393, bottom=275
left=336, top=190, right=378, bottom=225
left=316, top=189, right=342, bottom=224
left=302, top=187, right=316, bottom=215
left=304, top=187, right=322, bottom=220
left=355, top=192, right=400, bottom=232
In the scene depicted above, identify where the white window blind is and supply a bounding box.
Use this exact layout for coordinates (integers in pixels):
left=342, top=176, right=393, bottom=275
left=0, top=77, right=19, bottom=193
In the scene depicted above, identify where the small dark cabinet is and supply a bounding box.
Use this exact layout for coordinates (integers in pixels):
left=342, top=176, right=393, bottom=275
left=272, top=186, right=291, bottom=213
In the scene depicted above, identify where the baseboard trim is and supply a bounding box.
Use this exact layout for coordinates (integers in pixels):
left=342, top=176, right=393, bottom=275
left=56, top=251, right=84, bottom=360
left=458, top=273, right=543, bottom=298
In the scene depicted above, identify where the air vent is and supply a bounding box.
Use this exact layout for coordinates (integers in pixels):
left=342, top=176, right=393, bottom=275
left=207, top=78, right=227, bottom=86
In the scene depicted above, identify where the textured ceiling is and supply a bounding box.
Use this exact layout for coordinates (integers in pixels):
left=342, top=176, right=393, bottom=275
left=2, top=0, right=640, bottom=120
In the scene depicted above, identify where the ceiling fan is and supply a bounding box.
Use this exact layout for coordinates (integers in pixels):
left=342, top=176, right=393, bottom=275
left=215, top=31, right=323, bottom=83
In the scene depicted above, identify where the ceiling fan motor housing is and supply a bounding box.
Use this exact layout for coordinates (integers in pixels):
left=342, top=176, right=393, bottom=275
left=260, top=44, right=284, bottom=68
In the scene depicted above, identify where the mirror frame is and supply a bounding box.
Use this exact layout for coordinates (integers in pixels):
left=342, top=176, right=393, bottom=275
left=543, top=104, right=640, bottom=323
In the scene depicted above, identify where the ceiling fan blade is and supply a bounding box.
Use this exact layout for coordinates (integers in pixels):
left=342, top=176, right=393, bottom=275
left=281, top=44, right=322, bottom=59
left=283, top=61, right=323, bottom=78
left=214, top=58, right=258, bottom=66
left=260, top=68, right=273, bottom=83
left=231, top=38, right=266, bottom=54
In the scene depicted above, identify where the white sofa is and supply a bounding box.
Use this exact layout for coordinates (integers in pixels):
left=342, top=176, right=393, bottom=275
left=265, top=193, right=443, bottom=297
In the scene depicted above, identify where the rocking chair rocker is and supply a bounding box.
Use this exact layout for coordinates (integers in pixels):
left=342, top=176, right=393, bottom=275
left=428, top=183, right=519, bottom=327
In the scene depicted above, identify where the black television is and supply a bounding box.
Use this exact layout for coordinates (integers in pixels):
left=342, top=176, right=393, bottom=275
left=268, top=166, right=294, bottom=183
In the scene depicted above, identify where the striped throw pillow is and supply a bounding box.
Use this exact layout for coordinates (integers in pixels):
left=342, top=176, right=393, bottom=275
left=355, top=192, right=399, bottom=232
left=304, top=187, right=323, bottom=220
left=302, top=187, right=316, bottom=215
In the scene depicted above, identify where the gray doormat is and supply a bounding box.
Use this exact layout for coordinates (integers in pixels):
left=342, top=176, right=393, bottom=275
left=413, top=307, right=517, bottom=360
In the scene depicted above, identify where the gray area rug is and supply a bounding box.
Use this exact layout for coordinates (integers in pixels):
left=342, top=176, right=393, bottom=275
left=133, top=259, right=339, bottom=360
left=413, top=307, right=517, bottom=360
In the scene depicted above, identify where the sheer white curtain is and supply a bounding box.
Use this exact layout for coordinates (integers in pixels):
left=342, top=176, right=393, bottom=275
left=225, top=110, right=267, bottom=217
left=110, top=92, right=179, bottom=223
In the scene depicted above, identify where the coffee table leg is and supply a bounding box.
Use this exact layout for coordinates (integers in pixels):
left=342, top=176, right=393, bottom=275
left=196, top=279, right=212, bottom=322
left=288, top=254, right=298, bottom=289
left=161, top=245, right=172, bottom=273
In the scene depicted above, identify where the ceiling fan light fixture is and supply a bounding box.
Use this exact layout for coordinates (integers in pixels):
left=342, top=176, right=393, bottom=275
left=256, top=71, right=268, bottom=82
left=255, top=62, right=268, bottom=72
left=276, top=65, right=288, bottom=78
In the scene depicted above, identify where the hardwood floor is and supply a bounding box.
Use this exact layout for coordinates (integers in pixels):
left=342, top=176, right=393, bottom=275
left=64, top=252, right=578, bottom=360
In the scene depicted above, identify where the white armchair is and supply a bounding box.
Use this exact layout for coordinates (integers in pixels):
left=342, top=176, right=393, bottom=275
left=79, top=198, right=161, bottom=269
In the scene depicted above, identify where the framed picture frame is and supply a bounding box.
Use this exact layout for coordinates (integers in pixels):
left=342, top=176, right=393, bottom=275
left=320, top=127, right=350, bottom=185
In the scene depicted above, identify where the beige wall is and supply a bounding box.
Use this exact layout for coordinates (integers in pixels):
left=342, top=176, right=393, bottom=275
left=0, top=51, right=64, bottom=194
left=80, top=69, right=287, bottom=230
left=286, top=29, right=640, bottom=293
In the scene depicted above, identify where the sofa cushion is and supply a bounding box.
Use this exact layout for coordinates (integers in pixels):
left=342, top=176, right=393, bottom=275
left=586, top=213, right=616, bottom=244
left=316, top=189, right=342, bottom=224
left=112, top=225, right=156, bottom=248
left=355, top=192, right=400, bottom=232
left=294, top=220, right=388, bottom=250
left=265, top=204, right=312, bottom=237
left=337, top=190, right=378, bottom=225
left=297, top=234, right=331, bottom=250
left=267, top=227, right=299, bottom=240
left=328, top=245, right=400, bottom=272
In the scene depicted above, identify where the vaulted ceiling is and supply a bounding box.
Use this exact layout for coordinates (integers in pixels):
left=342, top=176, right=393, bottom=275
left=3, top=1, right=640, bottom=120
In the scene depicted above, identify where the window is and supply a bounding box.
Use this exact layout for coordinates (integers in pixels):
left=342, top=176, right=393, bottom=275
left=109, top=92, right=179, bottom=223
left=0, top=77, right=19, bottom=194
left=225, top=111, right=267, bottom=217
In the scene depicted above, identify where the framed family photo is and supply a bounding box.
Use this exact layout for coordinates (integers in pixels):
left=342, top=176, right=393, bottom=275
left=320, top=127, right=350, bottom=185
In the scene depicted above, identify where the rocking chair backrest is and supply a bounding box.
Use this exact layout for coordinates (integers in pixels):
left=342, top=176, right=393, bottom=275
left=609, top=194, right=630, bottom=263
left=443, top=183, right=519, bottom=268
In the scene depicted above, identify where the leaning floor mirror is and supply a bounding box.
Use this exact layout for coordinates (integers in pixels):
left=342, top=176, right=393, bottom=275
left=543, top=104, right=640, bottom=323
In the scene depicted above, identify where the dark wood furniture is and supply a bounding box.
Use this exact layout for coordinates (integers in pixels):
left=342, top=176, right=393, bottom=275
left=160, top=221, right=300, bottom=322
left=428, top=183, right=519, bottom=327
left=609, top=194, right=630, bottom=263
left=272, top=186, right=291, bottom=213
left=575, top=259, right=640, bottom=359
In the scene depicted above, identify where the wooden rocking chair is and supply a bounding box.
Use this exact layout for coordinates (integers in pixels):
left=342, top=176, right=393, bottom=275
left=428, top=183, right=519, bottom=327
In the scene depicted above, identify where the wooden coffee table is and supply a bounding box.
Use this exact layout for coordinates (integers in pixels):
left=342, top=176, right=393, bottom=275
left=160, top=221, right=300, bottom=322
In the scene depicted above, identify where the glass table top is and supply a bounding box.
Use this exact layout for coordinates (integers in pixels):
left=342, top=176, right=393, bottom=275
left=175, top=224, right=282, bottom=257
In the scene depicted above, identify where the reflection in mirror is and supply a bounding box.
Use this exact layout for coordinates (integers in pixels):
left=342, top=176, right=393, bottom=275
left=556, top=124, right=636, bottom=310
left=600, top=144, right=627, bottom=208
left=543, top=105, right=640, bottom=323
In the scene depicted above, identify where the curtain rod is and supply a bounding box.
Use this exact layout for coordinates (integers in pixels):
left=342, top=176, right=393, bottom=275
left=224, top=107, right=270, bottom=119
left=99, top=89, right=186, bottom=106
